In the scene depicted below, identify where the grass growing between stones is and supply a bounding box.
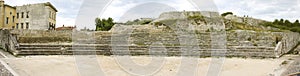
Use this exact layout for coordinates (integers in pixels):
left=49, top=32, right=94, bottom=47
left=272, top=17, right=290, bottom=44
left=18, top=37, right=72, bottom=43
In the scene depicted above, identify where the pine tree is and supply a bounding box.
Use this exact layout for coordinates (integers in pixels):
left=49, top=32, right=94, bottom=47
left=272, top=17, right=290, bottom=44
left=294, top=20, right=300, bottom=27
left=273, top=19, right=279, bottom=25
left=284, top=20, right=292, bottom=26
left=221, top=12, right=233, bottom=17
left=279, top=19, right=284, bottom=25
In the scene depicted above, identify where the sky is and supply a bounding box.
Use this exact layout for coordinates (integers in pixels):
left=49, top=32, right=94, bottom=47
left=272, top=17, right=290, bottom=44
left=4, top=0, right=300, bottom=30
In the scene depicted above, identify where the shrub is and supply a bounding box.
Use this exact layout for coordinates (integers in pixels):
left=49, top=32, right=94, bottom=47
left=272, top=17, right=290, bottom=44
left=188, top=15, right=205, bottom=21
left=95, top=17, right=115, bottom=31
left=290, top=27, right=300, bottom=33
left=221, top=12, right=233, bottom=17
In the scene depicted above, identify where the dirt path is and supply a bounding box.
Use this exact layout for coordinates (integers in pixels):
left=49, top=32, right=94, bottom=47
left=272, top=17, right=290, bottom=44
left=2, top=55, right=291, bottom=76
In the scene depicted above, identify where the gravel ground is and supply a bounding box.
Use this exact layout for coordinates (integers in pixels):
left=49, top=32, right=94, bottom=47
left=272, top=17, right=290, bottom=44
left=281, top=56, right=300, bottom=76
left=1, top=55, right=292, bottom=76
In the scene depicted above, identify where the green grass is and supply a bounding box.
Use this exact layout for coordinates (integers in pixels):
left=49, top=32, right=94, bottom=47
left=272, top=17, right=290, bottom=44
left=229, top=21, right=266, bottom=31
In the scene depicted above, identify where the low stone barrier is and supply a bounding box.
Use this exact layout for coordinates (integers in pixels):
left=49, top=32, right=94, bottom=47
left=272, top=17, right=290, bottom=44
left=12, top=43, right=278, bottom=58
left=4, top=30, right=300, bottom=58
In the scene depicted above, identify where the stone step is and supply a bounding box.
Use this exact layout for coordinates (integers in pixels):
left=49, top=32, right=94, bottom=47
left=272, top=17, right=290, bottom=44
left=14, top=43, right=278, bottom=58
left=17, top=48, right=277, bottom=54
left=17, top=44, right=275, bottom=51
left=19, top=44, right=110, bottom=47
left=17, top=49, right=277, bottom=58
left=18, top=47, right=152, bottom=50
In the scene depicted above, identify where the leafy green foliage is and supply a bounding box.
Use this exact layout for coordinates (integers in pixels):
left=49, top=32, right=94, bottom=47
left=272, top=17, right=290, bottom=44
left=273, top=19, right=279, bottom=24
left=294, top=20, right=300, bottom=26
left=221, top=12, right=233, bottom=17
left=95, top=17, right=115, bottom=31
left=261, top=19, right=300, bottom=33
left=284, top=20, right=292, bottom=26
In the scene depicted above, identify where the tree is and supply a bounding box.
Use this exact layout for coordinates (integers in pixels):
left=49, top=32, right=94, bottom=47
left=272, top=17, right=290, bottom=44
left=267, top=18, right=300, bottom=33
left=221, top=12, right=233, bottom=17
left=294, top=20, right=300, bottom=27
left=279, top=19, right=284, bottom=25
left=273, top=19, right=279, bottom=25
left=284, top=20, right=292, bottom=26
left=133, top=19, right=140, bottom=22
left=95, top=18, right=102, bottom=31
left=95, top=17, right=115, bottom=31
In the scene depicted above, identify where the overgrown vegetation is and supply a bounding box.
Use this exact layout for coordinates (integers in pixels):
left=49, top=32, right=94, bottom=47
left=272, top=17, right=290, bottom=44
left=221, top=12, right=233, bottom=17
left=188, top=15, right=205, bottom=21
left=188, top=14, right=206, bottom=25
left=153, top=19, right=178, bottom=29
left=125, top=19, right=153, bottom=25
left=18, top=37, right=72, bottom=43
left=95, top=17, right=115, bottom=31
left=229, top=21, right=265, bottom=31
left=188, top=15, right=204, bottom=20
left=153, top=22, right=164, bottom=27
left=261, top=19, right=300, bottom=33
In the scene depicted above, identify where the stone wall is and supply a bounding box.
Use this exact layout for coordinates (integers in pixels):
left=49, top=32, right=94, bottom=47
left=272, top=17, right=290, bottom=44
left=11, top=30, right=72, bottom=43
left=224, top=15, right=266, bottom=26
left=154, top=11, right=219, bottom=22
left=280, top=32, right=300, bottom=54
left=7, top=28, right=300, bottom=58
left=10, top=29, right=279, bottom=47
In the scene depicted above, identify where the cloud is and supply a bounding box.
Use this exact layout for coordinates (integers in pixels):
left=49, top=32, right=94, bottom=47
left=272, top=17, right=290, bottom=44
left=101, top=0, right=198, bottom=22
left=4, top=0, right=300, bottom=29
left=215, top=0, right=300, bottom=21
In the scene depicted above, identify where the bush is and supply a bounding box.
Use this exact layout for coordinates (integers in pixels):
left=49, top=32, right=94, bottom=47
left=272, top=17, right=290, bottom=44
left=125, top=19, right=153, bottom=25
left=188, top=15, right=204, bottom=21
left=261, top=19, right=300, bottom=33
left=154, top=22, right=163, bottom=27
left=95, top=17, right=115, bottom=31
left=290, top=27, right=300, bottom=33
left=261, top=22, right=285, bottom=29
left=221, top=12, right=233, bottom=17
left=188, top=15, right=205, bottom=24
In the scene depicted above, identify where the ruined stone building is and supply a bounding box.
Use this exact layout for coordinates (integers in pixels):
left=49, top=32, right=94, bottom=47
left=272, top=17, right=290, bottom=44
left=0, top=0, right=57, bottom=30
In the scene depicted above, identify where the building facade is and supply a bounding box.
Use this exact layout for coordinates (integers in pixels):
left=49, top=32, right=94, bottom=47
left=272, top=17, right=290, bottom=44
left=0, top=0, right=17, bottom=29
left=0, top=0, right=57, bottom=30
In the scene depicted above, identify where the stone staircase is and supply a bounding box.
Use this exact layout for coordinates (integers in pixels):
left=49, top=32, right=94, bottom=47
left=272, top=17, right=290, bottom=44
left=12, top=43, right=278, bottom=58
left=4, top=30, right=285, bottom=58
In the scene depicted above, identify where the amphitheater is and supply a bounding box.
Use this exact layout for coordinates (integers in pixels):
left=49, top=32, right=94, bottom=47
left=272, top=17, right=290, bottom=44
left=0, top=11, right=299, bottom=76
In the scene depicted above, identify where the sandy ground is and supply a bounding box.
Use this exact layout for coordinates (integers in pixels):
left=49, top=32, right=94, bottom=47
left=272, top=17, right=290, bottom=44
left=1, top=55, right=291, bottom=76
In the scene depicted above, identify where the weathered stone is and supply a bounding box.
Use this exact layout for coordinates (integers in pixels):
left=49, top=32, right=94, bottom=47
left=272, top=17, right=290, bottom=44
left=1, top=28, right=298, bottom=58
